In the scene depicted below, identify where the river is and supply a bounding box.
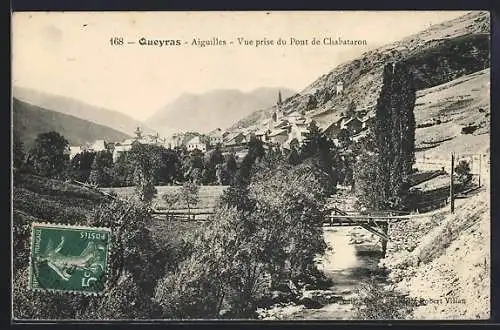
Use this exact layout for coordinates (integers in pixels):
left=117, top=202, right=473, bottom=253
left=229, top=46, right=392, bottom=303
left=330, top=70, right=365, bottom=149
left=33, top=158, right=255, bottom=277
left=258, top=226, right=386, bottom=320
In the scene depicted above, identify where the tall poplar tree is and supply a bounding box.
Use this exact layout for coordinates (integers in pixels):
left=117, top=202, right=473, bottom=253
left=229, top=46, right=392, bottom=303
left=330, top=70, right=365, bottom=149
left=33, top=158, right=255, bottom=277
left=374, top=64, right=395, bottom=207
left=373, top=62, right=416, bottom=210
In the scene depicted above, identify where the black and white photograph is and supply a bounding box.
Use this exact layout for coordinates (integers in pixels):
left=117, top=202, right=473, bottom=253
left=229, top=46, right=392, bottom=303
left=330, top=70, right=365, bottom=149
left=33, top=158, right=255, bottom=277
left=11, top=10, right=491, bottom=320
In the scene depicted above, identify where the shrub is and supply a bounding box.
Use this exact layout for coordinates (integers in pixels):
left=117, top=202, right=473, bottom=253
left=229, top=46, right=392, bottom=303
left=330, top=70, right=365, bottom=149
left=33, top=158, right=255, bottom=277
left=352, top=278, right=415, bottom=319
left=455, top=160, right=473, bottom=187
left=461, top=125, right=478, bottom=134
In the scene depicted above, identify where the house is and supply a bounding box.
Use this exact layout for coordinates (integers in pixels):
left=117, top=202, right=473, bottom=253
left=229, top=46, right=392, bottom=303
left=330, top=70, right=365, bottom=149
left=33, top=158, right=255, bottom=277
left=254, top=129, right=269, bottom=142
left=89, top=139, right=107, bottom=152
left=69, top=146, right=82, bottom=160
left=352, top=130, right=369, bottom=143
left=322, top=114, right=347, bottom=140
left=186, top=136, right=207, bottom=152
left=112, top=139, right=137, bottom=162
left=170, top=133, right=184, bottom=148
left=286, top=111, right=304, bottom=124
left=360, top=112, right=376, bottom=129
left=268, top=128, right=289, bottom=145
left=234, top=149, right=249, bottom=161
left=282, top=123, right=309, bottom=150
left=275, top=119, right=291, bottom=130
left=69, top=139, right=109, bottom=160
left=208, top=128, right=224, bottom=146
left=112, top=144, right=132, bottom=162
left=336, top=81, right=344, bottom=95
left=341, top=117, right=363, bottom=135
left=224, top=132, right=247, bottom=147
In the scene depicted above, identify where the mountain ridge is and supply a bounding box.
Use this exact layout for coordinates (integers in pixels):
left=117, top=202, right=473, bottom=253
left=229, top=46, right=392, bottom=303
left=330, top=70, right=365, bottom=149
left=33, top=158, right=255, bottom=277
left=145, top=87, right=296, bottom=135
left=13, top=97, right=131, bottom=149
left=13, top=86, right=154, bottom=136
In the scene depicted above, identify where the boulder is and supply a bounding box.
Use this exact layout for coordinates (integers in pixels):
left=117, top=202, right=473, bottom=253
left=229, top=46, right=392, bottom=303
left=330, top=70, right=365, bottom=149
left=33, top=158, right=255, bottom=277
left=298, top=296, right=323, bottom=309
left=270, top=290, right=294, bottom=304
left=298, top=289, right=344, bottom=308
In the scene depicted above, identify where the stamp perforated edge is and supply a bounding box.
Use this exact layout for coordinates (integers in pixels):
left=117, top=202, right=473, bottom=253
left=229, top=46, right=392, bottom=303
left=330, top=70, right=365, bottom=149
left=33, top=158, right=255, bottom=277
left=28, top=221, right=112, bottom=296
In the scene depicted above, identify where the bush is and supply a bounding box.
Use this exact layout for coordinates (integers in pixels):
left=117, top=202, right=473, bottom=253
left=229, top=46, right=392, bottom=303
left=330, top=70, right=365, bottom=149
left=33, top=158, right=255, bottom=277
left=352, top=278, right=415, bottom=319
left=455, top=160, right=473, bottom=187
left=461, top=125, right=478, bottom=134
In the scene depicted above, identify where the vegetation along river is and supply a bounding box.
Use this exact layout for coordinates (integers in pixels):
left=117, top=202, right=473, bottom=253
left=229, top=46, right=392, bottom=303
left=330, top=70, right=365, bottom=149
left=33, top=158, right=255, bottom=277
left=257, top=226, right=386, bottom=320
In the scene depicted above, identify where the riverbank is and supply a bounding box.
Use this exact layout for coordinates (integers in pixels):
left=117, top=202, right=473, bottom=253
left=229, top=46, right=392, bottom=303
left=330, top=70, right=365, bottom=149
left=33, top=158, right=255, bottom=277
left=379, top=186, right=490, bottom=319
left=256, top=226, right=385, bottom=320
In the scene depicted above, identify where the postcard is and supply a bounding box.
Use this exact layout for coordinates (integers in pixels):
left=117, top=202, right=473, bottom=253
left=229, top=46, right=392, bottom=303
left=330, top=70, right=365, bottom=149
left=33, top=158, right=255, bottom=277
left=11, top=11, right=490, bottom=321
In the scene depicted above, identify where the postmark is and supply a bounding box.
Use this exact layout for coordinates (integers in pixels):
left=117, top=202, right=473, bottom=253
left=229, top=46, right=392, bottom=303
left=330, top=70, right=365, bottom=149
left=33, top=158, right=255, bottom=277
left=29, top=222, right=111, bottom=295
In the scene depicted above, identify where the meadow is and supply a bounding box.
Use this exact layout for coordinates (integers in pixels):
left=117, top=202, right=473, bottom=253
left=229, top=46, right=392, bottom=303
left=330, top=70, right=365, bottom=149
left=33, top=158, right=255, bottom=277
left=101, top=185, right=228, bottom=210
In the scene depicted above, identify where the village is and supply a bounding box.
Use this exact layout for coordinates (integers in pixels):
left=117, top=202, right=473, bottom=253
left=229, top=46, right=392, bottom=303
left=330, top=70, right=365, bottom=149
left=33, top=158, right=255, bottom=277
left=68, top=82, right=376, bottom=163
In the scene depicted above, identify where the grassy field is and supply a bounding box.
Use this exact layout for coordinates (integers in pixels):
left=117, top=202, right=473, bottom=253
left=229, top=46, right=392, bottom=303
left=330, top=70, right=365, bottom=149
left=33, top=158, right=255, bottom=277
left=412, top=68, right=490, bottom=157
left=101, top=185, right=229, bottom=210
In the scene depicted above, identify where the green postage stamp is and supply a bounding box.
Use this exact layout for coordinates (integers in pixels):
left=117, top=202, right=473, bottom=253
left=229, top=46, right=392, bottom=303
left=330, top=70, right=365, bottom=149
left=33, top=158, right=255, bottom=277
left=29, top=222, right=111, bottom=295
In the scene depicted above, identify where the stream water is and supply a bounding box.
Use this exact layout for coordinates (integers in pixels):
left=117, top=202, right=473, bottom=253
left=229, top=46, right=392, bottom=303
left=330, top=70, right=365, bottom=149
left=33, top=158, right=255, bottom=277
left=259, top=226, right=386, bottom=320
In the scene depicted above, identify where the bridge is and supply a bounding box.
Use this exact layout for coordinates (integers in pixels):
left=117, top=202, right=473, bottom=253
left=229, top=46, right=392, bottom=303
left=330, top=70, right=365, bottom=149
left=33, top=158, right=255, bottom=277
left=69, top=179, right=412, bottom=257
left=150, top=206, right=413, bottom=256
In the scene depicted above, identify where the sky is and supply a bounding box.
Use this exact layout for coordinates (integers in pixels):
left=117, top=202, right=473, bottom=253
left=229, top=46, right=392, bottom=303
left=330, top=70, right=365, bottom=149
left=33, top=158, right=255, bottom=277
left=12, top=11, right=469, bottom=121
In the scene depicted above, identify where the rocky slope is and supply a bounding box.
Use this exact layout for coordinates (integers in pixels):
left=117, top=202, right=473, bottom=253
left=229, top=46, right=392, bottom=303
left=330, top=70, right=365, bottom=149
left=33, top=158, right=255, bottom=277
left=380, top=181, right=490, bottom=319
left=230, top=11, right=490, bottom=132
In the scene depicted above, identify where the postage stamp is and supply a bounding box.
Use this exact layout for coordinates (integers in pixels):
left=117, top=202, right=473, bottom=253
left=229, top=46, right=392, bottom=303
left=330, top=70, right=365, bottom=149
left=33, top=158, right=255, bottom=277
left=29, top=222, right=111, bottom=295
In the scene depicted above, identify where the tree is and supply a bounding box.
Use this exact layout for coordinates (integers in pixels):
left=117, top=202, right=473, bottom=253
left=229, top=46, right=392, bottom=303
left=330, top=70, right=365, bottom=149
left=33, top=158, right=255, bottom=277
left=112, top=152, right=135, bottom=187
left=182, top=150, right=204, bottom=183
left=287, top=147, right=301, bottom=166
left=353, top=153, right=385, bottom=210
left=301, top=120, right=322, bottom=158
left=13, top=197, right=170, bottom=320
left=28, top=131, right=69, bottom=179
left=177, top=181, right=200, bottom=214
left=88, top=150, right=114, bottom=187
left=70, top=151, right=96, bottom=183
left=202, top=148, right=224, bottom=184
left=157, top=149, right=182, bottom=185
left=237, top=136, right=264, bottom=186
left=300, top=121, right=340, bottom=195
left=215, top=164, right=226, bottom=185
left=371, top=62, right=416, bottom=210
left=155, top=160, right=329, bottom=319
left=339, top=155, right=354, bottom=188
left=225, top=153, right=238, bottom=185
left=306, top=94, right=318, bottom=111
left=455, top=160, right=473, bottom=187
left=263, top=145, right=284, bottom=166
left=337, top=128, right=351, bottom=150
left=129, top=143, right=161, bottom=204
left=13, top=132, right=25, bottom=170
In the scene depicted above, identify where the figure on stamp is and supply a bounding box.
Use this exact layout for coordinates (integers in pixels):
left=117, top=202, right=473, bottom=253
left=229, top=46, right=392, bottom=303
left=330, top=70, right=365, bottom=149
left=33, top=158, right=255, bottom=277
left=36, top=236, right=106, bottom=281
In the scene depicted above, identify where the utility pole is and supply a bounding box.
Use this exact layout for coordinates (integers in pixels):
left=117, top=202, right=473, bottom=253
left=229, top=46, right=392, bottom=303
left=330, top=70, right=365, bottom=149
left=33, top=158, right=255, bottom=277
left=478, top=154, right=482, bottom=188
left=450, top=153, right=455, bottom=214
